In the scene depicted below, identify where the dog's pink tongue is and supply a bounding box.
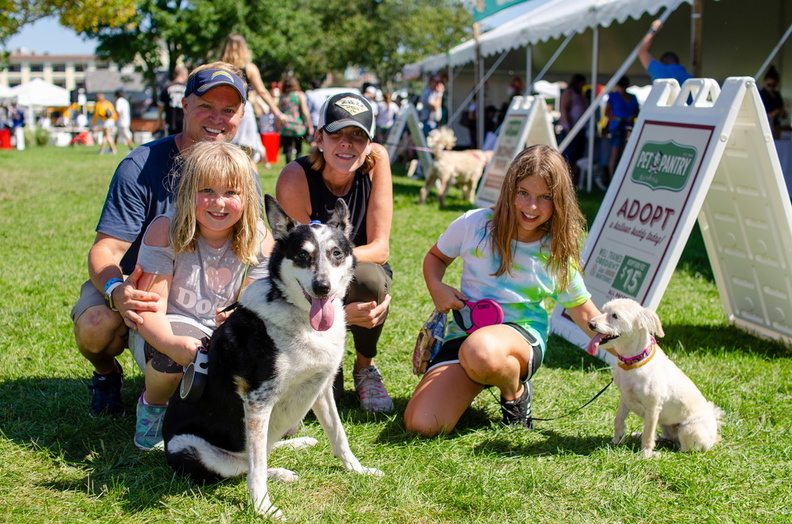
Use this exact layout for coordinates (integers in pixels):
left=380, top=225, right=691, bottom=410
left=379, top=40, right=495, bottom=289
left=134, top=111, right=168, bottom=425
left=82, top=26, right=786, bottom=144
left=309, top=296, right=335, bottom=331
left=587, top=333, right=605, bottom=355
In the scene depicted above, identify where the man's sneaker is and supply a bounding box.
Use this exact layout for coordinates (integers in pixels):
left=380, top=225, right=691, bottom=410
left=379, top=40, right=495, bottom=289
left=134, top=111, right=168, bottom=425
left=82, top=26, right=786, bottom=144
left=87, top=360, right=125, bottom=416
left=500, top=380, right=534, bottom=430
left=134, top=394, right=166, bottom=451
left=353, top=365, right=394, bottom=413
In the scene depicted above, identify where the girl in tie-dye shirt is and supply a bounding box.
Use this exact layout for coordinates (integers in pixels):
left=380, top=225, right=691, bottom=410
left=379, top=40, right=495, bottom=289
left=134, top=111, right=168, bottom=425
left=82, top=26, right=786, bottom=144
left=405, top=145, right=601, bottom=436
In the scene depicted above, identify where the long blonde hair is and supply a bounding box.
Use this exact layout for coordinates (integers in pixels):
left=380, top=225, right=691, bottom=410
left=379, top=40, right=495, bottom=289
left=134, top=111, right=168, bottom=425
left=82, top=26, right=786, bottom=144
left=219, top=33, right=252, bottom=69
left=489, top=144, right=586, bottom=290
left=170, top=141, right=263, bottom=264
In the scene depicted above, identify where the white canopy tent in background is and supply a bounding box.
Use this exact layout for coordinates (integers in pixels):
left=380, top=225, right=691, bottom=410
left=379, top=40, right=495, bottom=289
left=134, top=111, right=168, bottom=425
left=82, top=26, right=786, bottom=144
left=404, top=0, right=792, bottom=189
left=0, top=85, right=16, bottom=99
left=11, top=78, right=70, bottom=107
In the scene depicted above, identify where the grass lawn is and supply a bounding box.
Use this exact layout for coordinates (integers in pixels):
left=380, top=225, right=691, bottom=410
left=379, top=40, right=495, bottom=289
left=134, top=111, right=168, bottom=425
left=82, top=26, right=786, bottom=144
left=0, top=143, right=790, bottom=523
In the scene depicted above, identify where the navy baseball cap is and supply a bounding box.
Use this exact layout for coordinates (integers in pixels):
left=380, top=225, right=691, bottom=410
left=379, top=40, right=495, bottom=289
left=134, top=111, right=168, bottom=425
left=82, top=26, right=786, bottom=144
left=318, top=92, right=375, bottom=140
left=184, top=67, right=247, bottom=102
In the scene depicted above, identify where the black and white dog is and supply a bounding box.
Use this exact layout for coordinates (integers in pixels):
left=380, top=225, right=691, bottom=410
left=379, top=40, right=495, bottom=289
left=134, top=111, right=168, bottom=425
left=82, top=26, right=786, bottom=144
left=163, top=195, right=382, bottom=518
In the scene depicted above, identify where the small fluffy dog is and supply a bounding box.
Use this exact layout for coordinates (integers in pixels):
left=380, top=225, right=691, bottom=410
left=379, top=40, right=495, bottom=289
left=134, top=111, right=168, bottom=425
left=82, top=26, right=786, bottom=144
left=419, top=126, right=493, bottom=207
left=587, top=298, right=723, bottom=457
left=163, top=195, right=382, bottom=518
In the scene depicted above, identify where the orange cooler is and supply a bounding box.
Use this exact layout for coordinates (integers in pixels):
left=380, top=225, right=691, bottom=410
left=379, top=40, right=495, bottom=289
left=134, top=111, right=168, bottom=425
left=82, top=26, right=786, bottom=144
left=260, top=133, right=280, bottom=164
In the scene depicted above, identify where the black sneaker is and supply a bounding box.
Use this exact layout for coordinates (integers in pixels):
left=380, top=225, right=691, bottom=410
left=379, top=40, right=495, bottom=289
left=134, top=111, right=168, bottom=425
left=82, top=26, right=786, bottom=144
left=500, top=380, right=533, bottom=430
left=88, top=360, right=125, bottom=416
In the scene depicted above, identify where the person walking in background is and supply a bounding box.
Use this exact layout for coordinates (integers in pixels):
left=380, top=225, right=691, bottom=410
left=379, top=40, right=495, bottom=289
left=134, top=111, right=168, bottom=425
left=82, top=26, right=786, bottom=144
left=760, top=65, right=787, bottom=139
left=404, top=145, right=601, bottom=436
left=558, top=73, right=589, bottom=184
left=71, top=62, right=251, bottom=417
left=638, top=19, right=692, bottom=86
left=158, top=65, right=187, bottom=136
left=278, top=75, right=313, bottom=163
left=92, top=92, right=117, bottom=155
left=130, top=141, right=272, bottom=450
left=276, top=92, right=394, bottom=413
left=114, top=89, right=135, bottom=151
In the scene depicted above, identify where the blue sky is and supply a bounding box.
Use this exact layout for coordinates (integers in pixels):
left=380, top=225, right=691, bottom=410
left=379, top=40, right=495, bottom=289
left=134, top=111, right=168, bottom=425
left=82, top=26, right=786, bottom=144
left=1, top=2, right=541, bottom=56
left=4, top=18, right=98, bottom=55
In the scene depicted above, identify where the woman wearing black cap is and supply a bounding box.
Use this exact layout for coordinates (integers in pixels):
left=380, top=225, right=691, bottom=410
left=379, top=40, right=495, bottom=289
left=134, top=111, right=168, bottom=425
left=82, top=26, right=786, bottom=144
left=276, top=92, right=394, bottom=413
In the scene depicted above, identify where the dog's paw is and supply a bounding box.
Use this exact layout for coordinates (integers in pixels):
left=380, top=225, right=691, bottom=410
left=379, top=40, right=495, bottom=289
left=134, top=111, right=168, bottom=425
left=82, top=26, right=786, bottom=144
left=253, top=498, right=284, bottom=520
left=358, top=466, right=384, bottom=477
left=267, top=467, right=298, bottom=482
left=640, top=449, right=661, bottom=459
left=274, top=436, right=318, bottom=450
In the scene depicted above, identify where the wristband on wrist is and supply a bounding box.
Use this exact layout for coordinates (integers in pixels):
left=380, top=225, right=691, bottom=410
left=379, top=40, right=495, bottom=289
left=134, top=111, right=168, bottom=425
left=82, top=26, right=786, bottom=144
left=649, top=28, right=657, bottom=34
left=104, top=278, right=124, bottom=312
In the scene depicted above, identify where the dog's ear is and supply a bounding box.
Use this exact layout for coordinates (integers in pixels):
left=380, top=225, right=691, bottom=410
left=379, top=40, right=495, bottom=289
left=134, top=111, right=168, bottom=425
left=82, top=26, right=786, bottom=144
left=642, top=306, right=665, bottom=338
left=264, top=194, right=297, bottom=241
left=327, top=198, right=353, bottom=239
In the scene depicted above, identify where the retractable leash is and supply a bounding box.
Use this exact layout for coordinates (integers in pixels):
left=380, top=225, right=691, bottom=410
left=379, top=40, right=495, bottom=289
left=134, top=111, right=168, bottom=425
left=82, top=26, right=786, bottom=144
left=487, top=378, right=613, bottom=423
left=452, top=299, right=504, bottom=334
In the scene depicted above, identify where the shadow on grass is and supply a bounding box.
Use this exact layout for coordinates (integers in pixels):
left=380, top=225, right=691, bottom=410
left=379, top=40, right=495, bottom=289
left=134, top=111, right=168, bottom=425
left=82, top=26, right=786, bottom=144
left=0, top=375, right=226, bottom=512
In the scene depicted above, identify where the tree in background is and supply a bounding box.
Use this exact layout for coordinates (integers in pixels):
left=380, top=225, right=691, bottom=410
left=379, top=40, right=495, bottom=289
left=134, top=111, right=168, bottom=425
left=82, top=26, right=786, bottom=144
left=2, top=0, right=471, bottom=91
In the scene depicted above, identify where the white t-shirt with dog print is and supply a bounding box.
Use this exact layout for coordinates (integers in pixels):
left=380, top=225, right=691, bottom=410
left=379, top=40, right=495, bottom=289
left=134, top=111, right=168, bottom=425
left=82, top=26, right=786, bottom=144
left=436, top=208, right=591, bottom=353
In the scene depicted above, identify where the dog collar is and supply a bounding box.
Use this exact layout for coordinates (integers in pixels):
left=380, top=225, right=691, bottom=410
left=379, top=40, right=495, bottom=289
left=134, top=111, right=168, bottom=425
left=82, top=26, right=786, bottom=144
left=617, top=337, right=656, bottom=370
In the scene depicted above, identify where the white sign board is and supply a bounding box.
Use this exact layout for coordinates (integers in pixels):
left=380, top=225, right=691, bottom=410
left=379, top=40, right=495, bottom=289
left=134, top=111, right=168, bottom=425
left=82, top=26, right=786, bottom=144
left=384, top=105, right=433, bottom=172
left=475, top=95, right=557, bottom=208
left=552, top=77, right=792, bottom=361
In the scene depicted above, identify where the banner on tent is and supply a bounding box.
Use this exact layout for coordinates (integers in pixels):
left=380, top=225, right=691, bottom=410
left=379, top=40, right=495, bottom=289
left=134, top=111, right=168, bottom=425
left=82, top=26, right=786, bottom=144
left=384, top=105, right=433, bottom=173
left=475, top=95, right=556, bottom=207
left=551, top=77, right=792, bottom=361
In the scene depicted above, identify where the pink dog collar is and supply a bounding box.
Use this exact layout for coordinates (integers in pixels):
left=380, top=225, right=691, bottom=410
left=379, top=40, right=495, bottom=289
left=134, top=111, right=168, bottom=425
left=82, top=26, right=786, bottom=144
left=617, top=337, right=657, bottom=369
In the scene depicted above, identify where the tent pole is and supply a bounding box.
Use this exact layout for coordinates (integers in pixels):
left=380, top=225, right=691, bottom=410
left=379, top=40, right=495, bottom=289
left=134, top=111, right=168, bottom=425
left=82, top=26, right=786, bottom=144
left=586, top=26, right=600, bottom=193
left=526, top=45, right=533, bottom=95
left=475, top=22, right=484, bottom=148
left=447, top=50, right=509, bottom=127
left=755, top=23, right=792, bottom=79
left=691, top=0, right=703, bottom=77
left=523, top=33, right=574, bottom=96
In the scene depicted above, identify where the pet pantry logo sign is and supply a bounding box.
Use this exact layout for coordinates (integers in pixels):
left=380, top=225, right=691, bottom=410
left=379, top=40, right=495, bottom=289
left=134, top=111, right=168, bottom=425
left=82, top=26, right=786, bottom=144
left=632, top=141, right=697, bottom=192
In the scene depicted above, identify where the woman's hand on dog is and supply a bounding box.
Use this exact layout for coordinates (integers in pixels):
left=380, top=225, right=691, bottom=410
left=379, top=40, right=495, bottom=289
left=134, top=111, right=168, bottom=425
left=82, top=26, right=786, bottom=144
left=118, top=264, right=161, bottom=330
left=344, top=295, right=391, bottom=329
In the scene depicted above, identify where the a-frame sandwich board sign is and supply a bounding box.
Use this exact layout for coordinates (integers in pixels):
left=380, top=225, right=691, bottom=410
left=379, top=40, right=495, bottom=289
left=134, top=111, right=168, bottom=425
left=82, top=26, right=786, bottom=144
left=474, top=95, right=557, bottom=208
left=551, top=77, right=792, bottom=363
left=384, top=104, right=433, bottom=173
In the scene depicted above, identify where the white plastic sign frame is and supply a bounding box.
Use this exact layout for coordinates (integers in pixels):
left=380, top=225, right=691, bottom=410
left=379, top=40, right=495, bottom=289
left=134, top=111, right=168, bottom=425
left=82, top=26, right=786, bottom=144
left=475, top=95, right=557, bottom=208
left=384, top=105, right=433, bottom=172
left=552, top=77, right=792, bottom=360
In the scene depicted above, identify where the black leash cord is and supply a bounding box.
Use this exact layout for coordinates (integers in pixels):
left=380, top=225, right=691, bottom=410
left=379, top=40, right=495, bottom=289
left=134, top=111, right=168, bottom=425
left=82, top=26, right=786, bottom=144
left=490, top=378, right=613, bottom=422
left=532, top=379, right=613, bottom=422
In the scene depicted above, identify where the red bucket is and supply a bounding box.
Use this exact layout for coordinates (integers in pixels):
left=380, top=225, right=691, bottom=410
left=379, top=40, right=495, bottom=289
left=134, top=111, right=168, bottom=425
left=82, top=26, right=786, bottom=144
left=0, top=128, right=12, bottom=150
left=260, top=133, right=280, bottom=164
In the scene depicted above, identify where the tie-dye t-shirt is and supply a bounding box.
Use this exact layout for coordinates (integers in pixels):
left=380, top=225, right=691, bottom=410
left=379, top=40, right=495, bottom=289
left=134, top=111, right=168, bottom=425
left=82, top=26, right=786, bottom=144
left=436, top=208, right=591, bottom=355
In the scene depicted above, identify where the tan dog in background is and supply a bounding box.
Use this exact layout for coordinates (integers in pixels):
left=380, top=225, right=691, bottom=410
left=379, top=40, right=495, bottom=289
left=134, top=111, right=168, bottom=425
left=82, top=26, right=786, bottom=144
left=419, top=127, right=493, bottom=207
left=587, top=298, right=723, bottom=457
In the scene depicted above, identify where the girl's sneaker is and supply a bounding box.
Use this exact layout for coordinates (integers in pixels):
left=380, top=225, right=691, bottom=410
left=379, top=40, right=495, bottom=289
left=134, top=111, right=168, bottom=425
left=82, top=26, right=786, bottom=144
left=500, top=380, right=534, bottom=430
left=134, top=394, right=166, bottom=451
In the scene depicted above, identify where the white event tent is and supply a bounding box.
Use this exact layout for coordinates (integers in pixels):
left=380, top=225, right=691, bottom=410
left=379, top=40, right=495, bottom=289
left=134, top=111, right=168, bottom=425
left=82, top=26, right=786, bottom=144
left=11, top=78, right=70, bottom=107
left=405, top=0, right=792, bottom=181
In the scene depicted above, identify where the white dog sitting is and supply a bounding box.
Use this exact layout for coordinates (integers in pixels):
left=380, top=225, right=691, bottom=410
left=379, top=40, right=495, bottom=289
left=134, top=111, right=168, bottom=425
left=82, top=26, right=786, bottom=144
left=587, top=298, right=723, bottom=457
left=419, top=127, right=493, bottom=207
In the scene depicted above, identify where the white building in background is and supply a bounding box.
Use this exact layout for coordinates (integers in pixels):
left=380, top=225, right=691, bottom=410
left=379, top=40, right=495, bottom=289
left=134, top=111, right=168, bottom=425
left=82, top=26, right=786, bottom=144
left=0, top=49, right=121, bottom=91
